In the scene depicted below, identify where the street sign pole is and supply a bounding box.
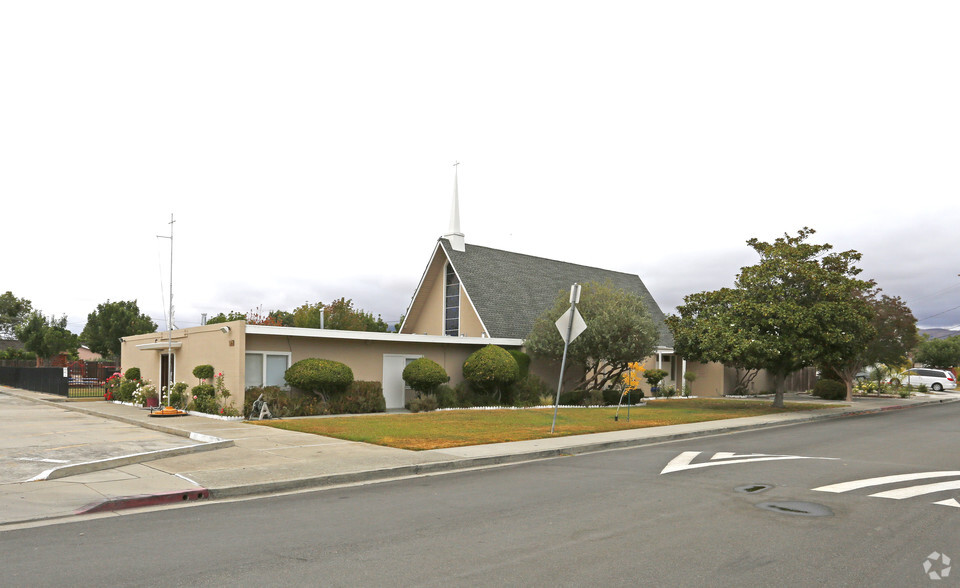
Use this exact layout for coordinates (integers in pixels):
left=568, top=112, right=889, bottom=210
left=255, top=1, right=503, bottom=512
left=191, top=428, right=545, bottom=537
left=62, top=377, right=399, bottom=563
left=552, top=283, right=583, bottom=434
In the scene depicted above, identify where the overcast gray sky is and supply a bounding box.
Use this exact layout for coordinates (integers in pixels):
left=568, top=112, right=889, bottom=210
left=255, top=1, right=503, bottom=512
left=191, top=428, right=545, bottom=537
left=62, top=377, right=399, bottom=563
left=3, top=1, right=958, bottom=336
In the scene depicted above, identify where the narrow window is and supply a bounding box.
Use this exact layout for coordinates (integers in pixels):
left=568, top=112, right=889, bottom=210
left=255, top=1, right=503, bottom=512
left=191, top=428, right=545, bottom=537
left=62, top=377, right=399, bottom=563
left=444, top=263, right=460, bottom=336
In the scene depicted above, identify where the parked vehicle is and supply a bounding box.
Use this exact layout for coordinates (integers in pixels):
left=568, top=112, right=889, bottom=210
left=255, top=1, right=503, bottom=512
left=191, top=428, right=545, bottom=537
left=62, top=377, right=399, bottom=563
left=888, top=368, right=957, bottom=391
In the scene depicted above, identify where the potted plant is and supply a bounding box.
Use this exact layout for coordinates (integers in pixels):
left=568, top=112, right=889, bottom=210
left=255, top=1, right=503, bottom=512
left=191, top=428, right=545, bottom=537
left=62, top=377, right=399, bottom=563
left=139, top=381, right=159, bottom=407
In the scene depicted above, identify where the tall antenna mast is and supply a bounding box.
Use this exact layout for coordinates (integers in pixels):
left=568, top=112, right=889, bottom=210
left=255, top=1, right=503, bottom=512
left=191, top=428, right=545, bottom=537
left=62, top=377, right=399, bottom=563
left=157, top=214, right=175, bottom=407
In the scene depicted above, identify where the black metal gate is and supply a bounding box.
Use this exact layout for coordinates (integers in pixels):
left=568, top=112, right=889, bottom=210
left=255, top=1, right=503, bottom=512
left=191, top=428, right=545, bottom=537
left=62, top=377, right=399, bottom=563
left=67, top=361, right=118, bottom=398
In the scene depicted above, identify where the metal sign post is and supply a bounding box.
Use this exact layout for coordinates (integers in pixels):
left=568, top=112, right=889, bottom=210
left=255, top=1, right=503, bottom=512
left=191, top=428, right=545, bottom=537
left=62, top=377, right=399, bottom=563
left=551, top=283, right=586, bottom=434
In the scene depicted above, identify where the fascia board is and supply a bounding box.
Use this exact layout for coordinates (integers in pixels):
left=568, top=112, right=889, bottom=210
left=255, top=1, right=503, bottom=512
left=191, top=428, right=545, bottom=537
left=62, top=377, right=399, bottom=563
left=438, top=240, right=493, bottom=339
left=398, top=240, right=445, bottom=333
left=245, top=324, right=523, bottom=347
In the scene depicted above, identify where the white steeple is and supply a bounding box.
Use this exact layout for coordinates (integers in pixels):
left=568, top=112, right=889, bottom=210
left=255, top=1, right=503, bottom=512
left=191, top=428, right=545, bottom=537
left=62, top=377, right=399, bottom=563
left=444, top=162, right=465, bottom=251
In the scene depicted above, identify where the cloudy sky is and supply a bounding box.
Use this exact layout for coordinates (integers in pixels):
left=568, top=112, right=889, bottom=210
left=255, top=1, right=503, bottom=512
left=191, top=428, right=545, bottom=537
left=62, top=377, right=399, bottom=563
left=2, top=1, right=958, bottom=337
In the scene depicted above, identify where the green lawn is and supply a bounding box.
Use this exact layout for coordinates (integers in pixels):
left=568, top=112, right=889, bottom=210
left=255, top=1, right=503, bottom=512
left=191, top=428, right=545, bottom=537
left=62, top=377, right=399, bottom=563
left=252, top=398, right=837, bottom=450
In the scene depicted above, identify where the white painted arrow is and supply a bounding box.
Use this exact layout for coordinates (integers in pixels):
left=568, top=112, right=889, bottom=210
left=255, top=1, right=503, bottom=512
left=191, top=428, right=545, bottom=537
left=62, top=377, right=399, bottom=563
left=660, top=451, right=838, bottom=475
left=934, top=498, right=960, bottom=508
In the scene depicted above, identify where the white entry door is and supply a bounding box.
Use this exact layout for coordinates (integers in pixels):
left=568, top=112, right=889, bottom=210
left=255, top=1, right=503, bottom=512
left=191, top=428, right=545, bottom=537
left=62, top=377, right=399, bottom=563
left=382, top=354, right=421, bottom=410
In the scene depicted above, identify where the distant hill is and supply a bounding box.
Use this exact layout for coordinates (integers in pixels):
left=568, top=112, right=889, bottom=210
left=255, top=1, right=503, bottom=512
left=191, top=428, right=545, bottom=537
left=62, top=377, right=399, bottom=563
left=920, top=328, right=959, bottom=340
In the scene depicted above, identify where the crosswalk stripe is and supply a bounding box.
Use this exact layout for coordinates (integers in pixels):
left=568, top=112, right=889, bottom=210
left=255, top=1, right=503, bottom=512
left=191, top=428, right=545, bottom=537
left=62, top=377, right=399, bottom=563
left=871, top=479, right=960, bottom=500
left=813, top=471, right=960, bottom=493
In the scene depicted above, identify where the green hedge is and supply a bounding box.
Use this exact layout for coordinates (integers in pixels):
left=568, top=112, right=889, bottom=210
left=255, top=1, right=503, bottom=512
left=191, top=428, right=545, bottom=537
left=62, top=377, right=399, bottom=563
left=813, top=379, right=847, bottom=400
left=328, top=381, right=387, bottom=414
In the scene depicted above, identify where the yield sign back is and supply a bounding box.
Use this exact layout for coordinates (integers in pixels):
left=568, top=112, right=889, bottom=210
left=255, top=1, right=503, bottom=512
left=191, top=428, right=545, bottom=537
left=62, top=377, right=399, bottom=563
left=555, top=307, right=587, bottom=344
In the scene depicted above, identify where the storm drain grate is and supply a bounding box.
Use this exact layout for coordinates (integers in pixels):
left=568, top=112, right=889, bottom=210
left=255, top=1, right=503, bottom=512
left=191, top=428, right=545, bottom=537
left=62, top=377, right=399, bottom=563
left=735, top=484, right=773, bottom=494
left=756, top=501, right=833, bottom=517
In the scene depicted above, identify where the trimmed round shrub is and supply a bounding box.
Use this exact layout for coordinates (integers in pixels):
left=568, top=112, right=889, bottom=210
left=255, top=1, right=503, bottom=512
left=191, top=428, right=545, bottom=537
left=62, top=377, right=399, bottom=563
left=813, top=379, right=847, bottom=400
left=193, top=364, right=215, bottom=380
left=284, top=358, right=354, bottom=401
left=463, top=345, right=520, bottom=387
left=124, top=367, right=141, bottom=381
left=402, top=358, right=450, bottom=396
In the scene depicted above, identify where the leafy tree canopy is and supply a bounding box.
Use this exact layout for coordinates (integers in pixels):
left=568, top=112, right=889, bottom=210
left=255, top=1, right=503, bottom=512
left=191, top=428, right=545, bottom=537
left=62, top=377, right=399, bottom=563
left=525, top=281, right=659, bottom=390
left=0, top=291, right=33, bottom=340
left=14, top=311, right=79, bottom=363
left=292, top=298, right=388, bottom=332
left=81, top=300, right=158, bottom=358
left=206, top=311, right=248, bottom=325
left=667, top=228, right=876, bottom=406
left=914, top=335, right=960, bottom=369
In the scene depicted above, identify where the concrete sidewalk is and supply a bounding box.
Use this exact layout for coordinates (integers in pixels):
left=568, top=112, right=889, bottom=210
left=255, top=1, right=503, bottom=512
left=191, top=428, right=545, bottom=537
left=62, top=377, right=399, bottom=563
left=2, top=385, right=957, bottom=528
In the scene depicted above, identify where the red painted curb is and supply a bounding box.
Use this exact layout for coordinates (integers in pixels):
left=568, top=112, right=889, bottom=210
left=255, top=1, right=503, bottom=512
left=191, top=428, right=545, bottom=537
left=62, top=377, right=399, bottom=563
left=76, top=489, right=210, bottom=515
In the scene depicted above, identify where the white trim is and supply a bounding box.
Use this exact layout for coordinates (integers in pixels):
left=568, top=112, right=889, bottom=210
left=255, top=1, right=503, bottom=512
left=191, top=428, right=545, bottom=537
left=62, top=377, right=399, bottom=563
left=438, top=240, right=492, bottom=338
left=246, top=324, right=522, bottom=347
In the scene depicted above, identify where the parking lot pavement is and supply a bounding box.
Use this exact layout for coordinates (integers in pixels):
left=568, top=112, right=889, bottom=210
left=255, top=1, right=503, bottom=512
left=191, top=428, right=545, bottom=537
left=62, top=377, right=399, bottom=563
left=0, top=393, right=201, bottom=484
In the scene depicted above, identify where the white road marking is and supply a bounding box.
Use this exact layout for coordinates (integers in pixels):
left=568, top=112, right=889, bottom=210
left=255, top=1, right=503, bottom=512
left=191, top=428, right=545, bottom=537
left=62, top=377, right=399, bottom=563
left=871, top=480, right=960, bottom=500
left=934, top=498, right=960, bottom=508
left=660, top=451, right=838, bottom=474
left=16, top=458, right=70, bottom=464
left=813, top=471, right=960, bottom=493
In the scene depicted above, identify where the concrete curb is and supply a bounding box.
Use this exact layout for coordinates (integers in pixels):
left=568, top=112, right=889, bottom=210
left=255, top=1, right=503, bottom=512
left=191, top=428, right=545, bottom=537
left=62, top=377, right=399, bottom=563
left=30, top=440, right=235, bottom=481
left=76, top=488, right=211, bottom=515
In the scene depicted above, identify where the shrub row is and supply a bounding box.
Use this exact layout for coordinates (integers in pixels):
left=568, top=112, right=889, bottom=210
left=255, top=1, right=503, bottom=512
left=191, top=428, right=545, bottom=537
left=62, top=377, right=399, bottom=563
left=244, top=381, right=386, bottom=418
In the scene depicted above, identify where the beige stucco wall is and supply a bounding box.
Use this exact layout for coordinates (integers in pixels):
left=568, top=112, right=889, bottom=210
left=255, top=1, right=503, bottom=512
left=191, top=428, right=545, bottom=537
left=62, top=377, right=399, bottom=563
left=401, top=251, right=485, bottom=337
left=246, top=332, right=520, bottom=405
left=120, top=321, right=245, bottom=408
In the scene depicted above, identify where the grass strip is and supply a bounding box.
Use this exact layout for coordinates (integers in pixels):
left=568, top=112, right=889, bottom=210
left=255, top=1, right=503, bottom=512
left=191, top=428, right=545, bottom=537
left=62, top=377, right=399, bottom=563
left=252, top=398, right=838, bottom=451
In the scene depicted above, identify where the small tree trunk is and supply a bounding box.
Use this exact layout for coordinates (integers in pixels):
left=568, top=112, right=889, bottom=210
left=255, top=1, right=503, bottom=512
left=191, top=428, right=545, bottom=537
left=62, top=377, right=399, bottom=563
left=771, top=373, right=786, bottom=408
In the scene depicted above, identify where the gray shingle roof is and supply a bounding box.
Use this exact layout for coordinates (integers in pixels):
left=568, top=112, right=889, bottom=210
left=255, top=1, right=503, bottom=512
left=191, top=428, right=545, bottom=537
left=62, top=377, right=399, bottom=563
left=440, top=239, right=673, bottom=347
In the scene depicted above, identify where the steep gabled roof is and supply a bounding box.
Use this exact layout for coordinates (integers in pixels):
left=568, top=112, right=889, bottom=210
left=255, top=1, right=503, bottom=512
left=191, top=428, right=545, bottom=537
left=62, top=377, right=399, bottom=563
left=439, top=238, right=673, bottom=347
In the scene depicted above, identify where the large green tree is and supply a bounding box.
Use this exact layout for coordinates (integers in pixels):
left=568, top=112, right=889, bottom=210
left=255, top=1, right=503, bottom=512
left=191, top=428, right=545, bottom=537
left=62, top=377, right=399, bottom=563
left=820, top=292, right=918, bottom=387
left=81, top=300, right=158, bottom=359
left=525, top=281, right=659, bottom=390
left=0, top=291, right=33, bottom=339
left=15, top=312, right=79, bottom=365
left=668, top=228, right=875, bottom=406
left=914, top=335, right=960, bottom=369
left=292, top=298, right=388, bottom=332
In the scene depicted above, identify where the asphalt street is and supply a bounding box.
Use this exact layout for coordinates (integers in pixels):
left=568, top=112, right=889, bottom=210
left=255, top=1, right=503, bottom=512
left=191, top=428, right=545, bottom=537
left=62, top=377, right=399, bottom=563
left=3, top=401, right=959, bottom=587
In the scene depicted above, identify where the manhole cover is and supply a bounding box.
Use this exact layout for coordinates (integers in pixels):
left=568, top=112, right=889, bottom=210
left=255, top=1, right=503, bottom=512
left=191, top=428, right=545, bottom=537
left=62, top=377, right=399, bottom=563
left=756, top=501, right=833, bottom=517
left=735, top=484, right=773, bottom=494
